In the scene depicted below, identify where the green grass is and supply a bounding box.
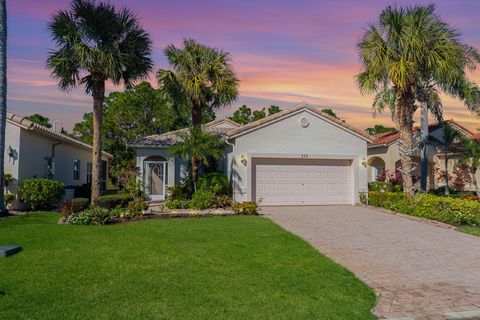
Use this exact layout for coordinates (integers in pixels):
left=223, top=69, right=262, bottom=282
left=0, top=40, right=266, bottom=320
left=458, top=225, right=480, bottom=237
left=0, top=213, right=376, bottom=319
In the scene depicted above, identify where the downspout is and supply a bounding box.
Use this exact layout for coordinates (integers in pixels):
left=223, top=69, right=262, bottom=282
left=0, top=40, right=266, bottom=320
left=50, top=141, right=62, bottom=179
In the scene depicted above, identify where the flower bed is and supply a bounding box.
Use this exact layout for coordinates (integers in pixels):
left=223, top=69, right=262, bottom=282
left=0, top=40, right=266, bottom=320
left=364, top=192, right=480, bottom=226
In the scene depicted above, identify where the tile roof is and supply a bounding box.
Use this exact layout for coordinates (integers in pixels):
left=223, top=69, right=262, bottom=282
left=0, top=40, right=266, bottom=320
left=368, top=119, right=476, bottom=147
left=132, top=120, right=233, bottom=147
left=6, top=112, right=112, bottom=158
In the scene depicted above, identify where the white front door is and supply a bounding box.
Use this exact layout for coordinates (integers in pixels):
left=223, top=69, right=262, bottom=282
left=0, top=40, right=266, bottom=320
left=254, top=158, right=352, bottom=206
left=144, top=161, right=167, bottom=200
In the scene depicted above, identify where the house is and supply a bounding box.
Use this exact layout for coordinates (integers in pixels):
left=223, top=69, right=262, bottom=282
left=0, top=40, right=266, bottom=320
left=4, top=112, right=112, bottom=209
left=367, top=120, right=479, bottom=191
left=132, top=105, right=372, bottom=206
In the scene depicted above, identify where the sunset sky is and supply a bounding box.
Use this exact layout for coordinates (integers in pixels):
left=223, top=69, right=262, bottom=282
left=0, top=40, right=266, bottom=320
left=7, top=0, right=480, bottom=131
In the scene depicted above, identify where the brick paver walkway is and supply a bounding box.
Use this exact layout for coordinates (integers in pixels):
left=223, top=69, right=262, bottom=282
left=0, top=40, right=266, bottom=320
left=263, top=206, right=480, bottom=319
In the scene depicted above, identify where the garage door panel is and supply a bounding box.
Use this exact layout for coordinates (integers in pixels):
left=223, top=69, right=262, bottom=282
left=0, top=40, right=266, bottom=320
left=254, top=158, right=352, bottom=206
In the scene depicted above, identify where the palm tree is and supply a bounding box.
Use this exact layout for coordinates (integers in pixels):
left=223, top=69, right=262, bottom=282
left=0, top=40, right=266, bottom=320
left=0, top=0, right=6, bottom=213
left=157, top=39, right=238, bottom=180
left=357, top=4, right=480, bottom=196
left=461, top=139, right=480, bottom=197
left=439, top=125, right=463, bottom=195
left=47, top=0, right=152, bottom=202
left=169, top=126, right=225, bottom=187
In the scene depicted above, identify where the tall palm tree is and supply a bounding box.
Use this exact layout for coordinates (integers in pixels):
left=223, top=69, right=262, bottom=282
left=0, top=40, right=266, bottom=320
left=357, top=4, right=480, bottom=195
left=169, top=126, right=225, bottom=186
left=157, top=39, right=238, bottom=180
left=47, top=0, right=152, bottom=202
left=0, top=0, right=6, bottom=213
left=461, top=138, right=480, bottom=197
left=439, top=125, right=463, bottom=195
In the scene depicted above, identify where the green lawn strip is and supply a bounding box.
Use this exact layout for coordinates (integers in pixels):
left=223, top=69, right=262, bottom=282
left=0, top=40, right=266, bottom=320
left=457, top=225, right=480, bottom=237
left=0, top=213, right=375, bottom=319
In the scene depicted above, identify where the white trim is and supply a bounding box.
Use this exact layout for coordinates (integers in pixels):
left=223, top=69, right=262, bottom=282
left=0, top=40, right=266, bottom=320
left=246, top=153, right=357, bottom=205
left=144, top=160, right=167, bottom=201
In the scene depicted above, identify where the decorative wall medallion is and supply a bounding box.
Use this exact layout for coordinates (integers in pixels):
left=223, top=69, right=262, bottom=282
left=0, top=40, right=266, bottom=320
left=300, top=117, right=309, bottom=128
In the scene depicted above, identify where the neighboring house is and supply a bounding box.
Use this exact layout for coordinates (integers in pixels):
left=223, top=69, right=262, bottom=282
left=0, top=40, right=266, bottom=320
left=367, top=120, right=479, bottom=191
left=132, top=105, right=372, bottom=206
left=4, top=112, right=112, bottom=209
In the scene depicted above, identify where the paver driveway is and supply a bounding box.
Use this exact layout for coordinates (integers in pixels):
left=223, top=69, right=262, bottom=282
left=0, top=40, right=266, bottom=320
left=263, top=206, right=480, bottom=319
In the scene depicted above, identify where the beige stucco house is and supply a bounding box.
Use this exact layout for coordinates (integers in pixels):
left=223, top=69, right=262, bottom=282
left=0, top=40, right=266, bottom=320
left=367, top=120, right=479, bottom=191
left=133, top=105, right=372, bottom=206
left=4, top=112, right=112, bottom=209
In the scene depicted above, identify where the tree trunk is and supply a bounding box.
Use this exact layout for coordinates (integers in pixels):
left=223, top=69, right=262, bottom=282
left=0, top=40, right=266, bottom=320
left=420, top=101, right=428, bottom=192
left=444, top=155, right=450, bottom=196
left=0, top=0, right=6, bottom=213
left=191, top=103, right=202, bottom=186
left=191, top=154, right=199, bottom=191
left=91, top=79, right=105, bottom=204
left=399, top=124, right=414, bottom=195
left=396, top=90, right=416, bottom=196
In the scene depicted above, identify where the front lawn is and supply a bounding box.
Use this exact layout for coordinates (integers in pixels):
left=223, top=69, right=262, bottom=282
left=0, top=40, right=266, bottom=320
left=457, top=225, right=480, bottom=237
left=0, top=213, right=375, bottom=319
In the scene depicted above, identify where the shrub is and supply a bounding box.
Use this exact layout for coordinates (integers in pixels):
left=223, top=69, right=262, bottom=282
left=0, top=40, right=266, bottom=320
left=190, top=191, right=215, bottom=210
left=167, top=178, right=194, bottom=200
left=93, top=193, right=133, bottom=209
left=164, top=199, right=191, bottom=209
left=59, top=198, right=89, bottom=218
left=368, top=181, right=402, bottom=192
left=213, top=195, right=232, bottom=209
left=18, top=178, right=64, bottom=210
left=197, top=172, right=230, bottom=196
left=231, top=201, right=258, bottom=215
left=128, top=199, right=148, bottom=217
left=367, top=191, right=480, bottom=225
left=3, top=173, right=13, bottom=187
left=4, top=193, right=15, bottom=207
left=67, top=207, right=118, bottom=225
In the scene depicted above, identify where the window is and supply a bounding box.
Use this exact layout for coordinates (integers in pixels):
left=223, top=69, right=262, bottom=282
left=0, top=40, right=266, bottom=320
left=86, top=162, right=92, bottom=184
left=73, top=160, right=81, bottom=181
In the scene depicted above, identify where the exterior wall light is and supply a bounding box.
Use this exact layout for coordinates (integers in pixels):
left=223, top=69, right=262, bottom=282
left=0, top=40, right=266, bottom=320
left=361, top=157, right=368, bottom=167
left=240, top=155, right=247, bottom=166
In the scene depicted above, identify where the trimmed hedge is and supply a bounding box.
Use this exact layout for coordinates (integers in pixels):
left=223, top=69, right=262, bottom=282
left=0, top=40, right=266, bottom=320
left=93, top=193, right=133, bottom=209
left=365, top=192, right=480, bottom=226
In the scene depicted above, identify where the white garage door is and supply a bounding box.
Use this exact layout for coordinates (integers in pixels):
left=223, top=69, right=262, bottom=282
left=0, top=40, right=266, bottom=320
left=254, top=158, right=352, bottom=206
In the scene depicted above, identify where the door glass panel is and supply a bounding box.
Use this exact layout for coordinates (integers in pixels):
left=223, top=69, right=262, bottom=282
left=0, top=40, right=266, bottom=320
left=148, top=162, right=164, bottom=196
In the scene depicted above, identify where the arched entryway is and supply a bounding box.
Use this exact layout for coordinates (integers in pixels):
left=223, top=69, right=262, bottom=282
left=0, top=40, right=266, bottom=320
left=368, top=157, right=386, bottom=181
left=144, top=156, right=168, bottom=200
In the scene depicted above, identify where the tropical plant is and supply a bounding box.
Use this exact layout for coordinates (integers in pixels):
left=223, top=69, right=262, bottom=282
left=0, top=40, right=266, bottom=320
left=169, top=126, right=225, bottom=185
left=25, top=114, right=52, bottom=128
left=0, top=0, right=6, bottom=213
left=47, top=0, right=153, bottom=203
left=356, top=4, right=480, bottom=195
left=157, top=37, right=238, bottom=144
left=461, top=139, right=480, bottom=196
left=438, top=125, right=464, bottom=195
